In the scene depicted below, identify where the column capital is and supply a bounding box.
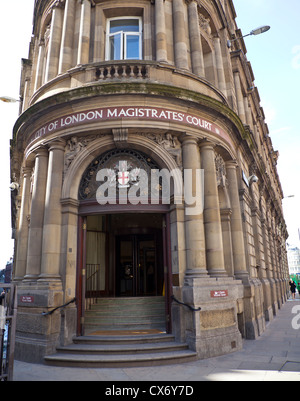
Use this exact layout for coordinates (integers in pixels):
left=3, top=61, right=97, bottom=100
left=33, top=146, right=49, bottom=158
left=185, top=0, right=198, bottom=6
left=47, top=139, right=66, bottom=152
left=52, top=0, right=65, bottom=10
left=180, top=134, right=199, bottom=145
left=199, top=139, right=216, bottom=149
left=225, top=159, right=238, bottom=169
left=22, top=166, right=33, bottom=176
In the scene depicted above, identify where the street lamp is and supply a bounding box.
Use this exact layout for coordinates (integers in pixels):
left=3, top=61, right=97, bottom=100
left=0, top=96, right=20, bottom=103
left=227, top=25, right=271, bottom=48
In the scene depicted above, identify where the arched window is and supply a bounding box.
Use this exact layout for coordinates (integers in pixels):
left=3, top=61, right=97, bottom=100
left=106, top=17, right=142, bottom=61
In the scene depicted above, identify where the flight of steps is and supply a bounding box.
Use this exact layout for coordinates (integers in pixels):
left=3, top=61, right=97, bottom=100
left=44, top=333, right=198, bottom=368
left=44, top=297, right=198, bottom=367
left=84, top=296, right=166, bottom=333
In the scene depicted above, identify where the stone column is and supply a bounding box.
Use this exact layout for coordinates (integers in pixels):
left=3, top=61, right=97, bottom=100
left=93, top=5, right=105, bottom=62
left=14, top=167, right=32, bottom=281
left=233, top=71, right=246, bottom=124
left=225, top=161, right=248, bottom=281
left=77, top=0, right=91, bottom=65
left=220, top=209, right=234, bottom=277
left=270, top=212, right=281, bottom=306
left=214, top=37, right=227, bottom=94
left=267, top=211, right=278, bottom=315
left=187, top=0, right=205, bottom=77
left=45, top=1, right=64, bottom=82
left=39, top=140, right=66, bottom=283
left=34, top=39, right=45, bottom=91
left=155, top=0, right=168, bottom=62
left=182, top=136, right=208, bottom=280
left=244, top=97, right=253, bottom=130
left=172, top=0, right=189, bottom=70
left=58, top=0, right=76, bottom=73
left=200, top=141, right=227, bottom=277
left=260, top=200, right=274, bottom=321
left=24, top=148, right=49, bottom=281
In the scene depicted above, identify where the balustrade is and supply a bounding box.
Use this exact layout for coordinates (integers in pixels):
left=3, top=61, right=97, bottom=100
left=95, top=63, right=148, bottom=81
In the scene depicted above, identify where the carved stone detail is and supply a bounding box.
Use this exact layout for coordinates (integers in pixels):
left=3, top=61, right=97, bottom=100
left=64, top=134, right=105, bottom=174
left=215, top=152, right=227, bottom=187
left=139, top=132, right=182, bottom=167
left=112, top=128, right=129, bottom=148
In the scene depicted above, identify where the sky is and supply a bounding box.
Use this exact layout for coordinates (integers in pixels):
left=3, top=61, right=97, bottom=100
left=0, top=0, right=299, bottom=270
left=234, top=0, right=300, bottom=247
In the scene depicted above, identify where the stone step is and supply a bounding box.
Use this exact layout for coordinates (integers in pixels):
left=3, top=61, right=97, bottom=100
left=84, top=296, right=166, bottom=332
left=55, top=341, right=189, bottom=355
left=84, top=323, right=165, bottom=331
left=84, top=314, right=165, bottom=323
left=73, top=333, right=176, bottom=345
left=44, top=350, right=198, bottom=368
left=87, top=307, right=165, bottom=315
left=44, top=334, right=198, bottom=368
left=87, top=297, right=165, bottom=309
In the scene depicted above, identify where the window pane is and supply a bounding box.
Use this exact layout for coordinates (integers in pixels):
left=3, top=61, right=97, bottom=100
left=126, top=35, right=140, bottom=59
left=110, top=19, right=139, bottom=34
left=109, top=33, right=121, bottom=60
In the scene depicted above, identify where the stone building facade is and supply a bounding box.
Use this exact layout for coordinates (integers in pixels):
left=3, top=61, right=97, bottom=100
left=11, top=0, right=289, bottom=364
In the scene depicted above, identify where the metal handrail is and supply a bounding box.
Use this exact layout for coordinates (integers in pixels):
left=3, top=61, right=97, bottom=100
left=171, top=295, right=201, bottom=312
left=85, top=264, right=101, bottom=310
left=41, top=297, right=76, bottom=316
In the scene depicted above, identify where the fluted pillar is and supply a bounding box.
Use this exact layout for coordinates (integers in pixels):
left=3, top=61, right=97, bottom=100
left=59, top=0, right=76, bottom=73
left=173, top=0, right=189, bottom=70
left=77, top=0, right=91, bottom=65
left=155, top=0, right=168, bottom=62
left=34, top=39, right=45, bottom=91
left=39, top=140, right=66, bottom=283
left=233, top=71, right=246, bottom=123
left=24, top=148, right=49, bottom=281
left=182, top=136, right=208, bottom=280
left=225, top=161, right=249, bottom=281
left=188, top=0, right=205, bottom=77
left=267, top=212, right=278, bottom=314
left=200, top=141, right=227, bottom=277
left=14, top=167, right=32, bottom=281
left=214, top=37, right=227, bottom=94
left=45, top=1, right=64, bottom=82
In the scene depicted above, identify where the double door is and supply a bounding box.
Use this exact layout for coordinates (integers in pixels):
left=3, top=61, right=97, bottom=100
left=116, top=234, right=161, bottom=297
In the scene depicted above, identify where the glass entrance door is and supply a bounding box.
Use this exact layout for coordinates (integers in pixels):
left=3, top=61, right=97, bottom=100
left=116, top=235, right=159, bottom=297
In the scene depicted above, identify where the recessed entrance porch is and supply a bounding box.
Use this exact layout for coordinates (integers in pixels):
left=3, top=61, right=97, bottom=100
left=77, top=213, right=170, bottom=335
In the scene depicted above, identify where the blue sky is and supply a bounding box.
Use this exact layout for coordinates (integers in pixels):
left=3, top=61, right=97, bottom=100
left=234, top=0, right=300, bottom=245
left=0, top=0, right=299, bottom=270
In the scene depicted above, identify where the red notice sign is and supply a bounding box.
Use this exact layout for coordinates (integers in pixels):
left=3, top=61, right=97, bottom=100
left=211, top=290, right=228, bottom=298
left=20, top=296, right=34, bottom=304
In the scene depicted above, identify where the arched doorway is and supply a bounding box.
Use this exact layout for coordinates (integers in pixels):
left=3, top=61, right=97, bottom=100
left=76, top=148, right=173, bottom=335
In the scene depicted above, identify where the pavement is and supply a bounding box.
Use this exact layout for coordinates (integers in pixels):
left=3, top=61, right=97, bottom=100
left=13, top=294, right=300, bottom=382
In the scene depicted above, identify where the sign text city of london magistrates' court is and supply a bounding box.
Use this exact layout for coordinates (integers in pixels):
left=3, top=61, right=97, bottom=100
left=26, top=106, right=231, bottom=147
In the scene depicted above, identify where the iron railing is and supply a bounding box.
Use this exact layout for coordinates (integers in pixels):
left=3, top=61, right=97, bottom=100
left=85, top=264, right=101, bottom=310
left=0, top=284, right=17, bottom=381
left=41, top=297, right=76, bottom=316
left=171, top=295, right=201, bottom=312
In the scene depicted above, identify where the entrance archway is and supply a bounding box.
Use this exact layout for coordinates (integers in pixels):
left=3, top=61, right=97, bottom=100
left=76, top=148, right=173, bottom=336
